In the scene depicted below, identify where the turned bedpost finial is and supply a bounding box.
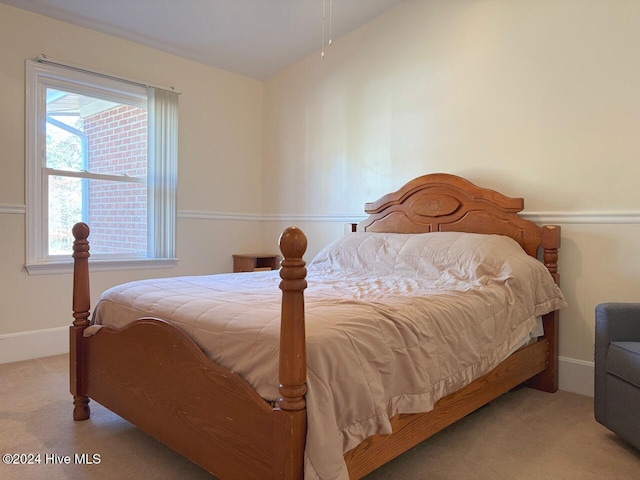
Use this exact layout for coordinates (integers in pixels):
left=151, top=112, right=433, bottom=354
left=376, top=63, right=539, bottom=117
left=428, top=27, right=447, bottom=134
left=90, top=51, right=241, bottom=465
left=541, top=225, right=561, bottom=285
left=71, top=222, right=91, bottom=421
left=72, top=221, right=90, bottom=244
left=72, top=222, right=91, bottom=327
left=279, top=226, right=308, bottom=263
left=277, top=227, right=308, bottom=412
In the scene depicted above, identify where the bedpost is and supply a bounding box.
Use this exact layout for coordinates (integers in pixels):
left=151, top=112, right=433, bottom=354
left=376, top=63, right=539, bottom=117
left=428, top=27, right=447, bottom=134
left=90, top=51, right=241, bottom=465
left=541, top=225, right=561, bottom=284
left=277, top=226, right=308, bottom=410
left=527, top=225, right=561, bottom=393
left=274, top=227, right=308, bottom=480
left=70, top=222, right=91, bottom=420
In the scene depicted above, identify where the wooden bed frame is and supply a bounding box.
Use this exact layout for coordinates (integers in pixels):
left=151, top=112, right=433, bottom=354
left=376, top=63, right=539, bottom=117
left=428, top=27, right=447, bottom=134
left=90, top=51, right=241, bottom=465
left=70, top=173, right=561, bottom=479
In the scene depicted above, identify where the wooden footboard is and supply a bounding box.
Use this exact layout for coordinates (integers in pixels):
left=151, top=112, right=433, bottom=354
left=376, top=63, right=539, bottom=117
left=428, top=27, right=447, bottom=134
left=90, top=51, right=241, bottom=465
left=69, top=224, right=308, bottom=480
left=81, top=319, right=282, bottom=478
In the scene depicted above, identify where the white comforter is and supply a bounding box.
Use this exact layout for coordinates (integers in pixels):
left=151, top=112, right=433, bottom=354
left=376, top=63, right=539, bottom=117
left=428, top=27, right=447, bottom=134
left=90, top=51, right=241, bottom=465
left=91, top=232, right=567, bottom=480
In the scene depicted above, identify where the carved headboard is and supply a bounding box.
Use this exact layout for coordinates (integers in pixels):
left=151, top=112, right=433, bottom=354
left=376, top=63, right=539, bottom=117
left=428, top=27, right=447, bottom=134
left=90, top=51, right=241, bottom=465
left=358, top=173, right=560, bottom=278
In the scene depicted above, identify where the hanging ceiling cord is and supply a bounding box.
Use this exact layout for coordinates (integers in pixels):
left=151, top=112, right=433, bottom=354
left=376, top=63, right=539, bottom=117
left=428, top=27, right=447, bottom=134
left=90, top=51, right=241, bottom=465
left=321, top=0, right=333, bottom=59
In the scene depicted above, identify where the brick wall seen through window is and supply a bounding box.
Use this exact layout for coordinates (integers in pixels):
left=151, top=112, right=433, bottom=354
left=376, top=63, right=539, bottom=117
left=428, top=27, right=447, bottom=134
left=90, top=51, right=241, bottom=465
left=84, top=105, right=148, bottom=255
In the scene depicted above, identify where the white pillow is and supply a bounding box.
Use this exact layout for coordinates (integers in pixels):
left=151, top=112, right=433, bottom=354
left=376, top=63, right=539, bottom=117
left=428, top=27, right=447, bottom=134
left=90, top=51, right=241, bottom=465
left=309, top=232, right=531, bottom=282
left=309, top=231, right=567, bottom=318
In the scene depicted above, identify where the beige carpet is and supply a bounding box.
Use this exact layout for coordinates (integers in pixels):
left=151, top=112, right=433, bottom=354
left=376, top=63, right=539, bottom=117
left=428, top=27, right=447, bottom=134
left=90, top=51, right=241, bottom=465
left=1, top=355, right=638, bottom=480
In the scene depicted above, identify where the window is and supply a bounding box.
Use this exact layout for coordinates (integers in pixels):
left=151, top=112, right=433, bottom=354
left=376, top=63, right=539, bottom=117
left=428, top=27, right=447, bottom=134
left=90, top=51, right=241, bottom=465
left=25, top=58, right=178, bottom=274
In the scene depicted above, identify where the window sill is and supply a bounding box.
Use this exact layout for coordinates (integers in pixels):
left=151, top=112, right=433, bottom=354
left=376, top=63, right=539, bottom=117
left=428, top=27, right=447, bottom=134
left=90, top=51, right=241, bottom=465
left=25, top=258, right=179, bottom=275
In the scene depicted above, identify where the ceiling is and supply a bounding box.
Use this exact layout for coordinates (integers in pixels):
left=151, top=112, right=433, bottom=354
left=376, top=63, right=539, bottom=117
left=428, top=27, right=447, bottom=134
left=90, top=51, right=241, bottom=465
left=1, top=0, right=406, bottom=79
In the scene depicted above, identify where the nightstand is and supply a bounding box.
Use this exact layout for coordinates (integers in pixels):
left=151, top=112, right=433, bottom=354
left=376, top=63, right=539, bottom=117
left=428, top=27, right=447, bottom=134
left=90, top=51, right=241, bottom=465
left=232, top=254, right=280, bottom=273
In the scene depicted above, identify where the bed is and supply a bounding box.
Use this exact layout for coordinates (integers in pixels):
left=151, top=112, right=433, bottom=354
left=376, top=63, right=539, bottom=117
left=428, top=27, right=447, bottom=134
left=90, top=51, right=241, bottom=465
left=70, top=173, right=566, bottom=480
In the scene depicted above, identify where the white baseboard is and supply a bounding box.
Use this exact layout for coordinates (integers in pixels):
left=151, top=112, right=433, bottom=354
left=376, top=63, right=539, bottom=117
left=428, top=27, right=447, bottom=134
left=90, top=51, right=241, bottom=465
left=558, top=356, right=594, bottom=397
left=0, top=326, right=69, bottom=364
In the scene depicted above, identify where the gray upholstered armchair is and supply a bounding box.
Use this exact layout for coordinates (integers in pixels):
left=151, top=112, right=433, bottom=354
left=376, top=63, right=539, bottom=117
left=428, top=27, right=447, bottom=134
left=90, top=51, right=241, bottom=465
left=594, top=303, right=640, bottom=450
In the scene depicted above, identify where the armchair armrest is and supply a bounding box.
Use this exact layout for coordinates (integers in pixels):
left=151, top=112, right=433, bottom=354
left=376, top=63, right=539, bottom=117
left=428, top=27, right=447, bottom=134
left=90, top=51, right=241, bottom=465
left=596, top=303, right=640, bottom=346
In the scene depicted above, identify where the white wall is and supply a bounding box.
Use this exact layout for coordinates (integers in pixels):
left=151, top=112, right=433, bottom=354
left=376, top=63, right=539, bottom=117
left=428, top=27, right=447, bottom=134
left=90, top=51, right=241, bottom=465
left=262, top=0, right=640, bottom=395
left=0, top=4, right=264, bottom=361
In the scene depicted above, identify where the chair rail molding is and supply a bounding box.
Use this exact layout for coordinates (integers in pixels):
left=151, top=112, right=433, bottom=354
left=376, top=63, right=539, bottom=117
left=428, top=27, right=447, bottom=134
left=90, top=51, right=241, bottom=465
left=0, top=203, right=26, bottom=215
left=4, top=206, right=640, bottom=224
left=522, top=211, right=640, bottom=225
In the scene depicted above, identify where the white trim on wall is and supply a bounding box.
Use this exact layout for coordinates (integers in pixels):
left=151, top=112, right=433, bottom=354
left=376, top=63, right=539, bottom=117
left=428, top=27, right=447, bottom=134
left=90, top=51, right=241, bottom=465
left=179, top=211, right=365, bottom=224
left=260, top=213, right=363, bottom=223
left=523, top=212, right=640, bottom=225
left=261, top=211, right=640, bottom=225
left=0, top=204, right=26, bottom=215
left=0, top=326, right=68, bottom=364
left=178, top=210, right=263, bottom=221
left=558, top=356, right=594, bottom=397
left=180, top=211, right=640, bottom=225
left=4, top=206, right=640, bottom=224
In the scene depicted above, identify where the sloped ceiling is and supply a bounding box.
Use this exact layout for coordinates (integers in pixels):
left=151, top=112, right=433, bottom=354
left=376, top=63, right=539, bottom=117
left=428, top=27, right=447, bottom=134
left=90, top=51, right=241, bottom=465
left=0, top=0, right=406, bottom=79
